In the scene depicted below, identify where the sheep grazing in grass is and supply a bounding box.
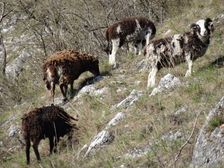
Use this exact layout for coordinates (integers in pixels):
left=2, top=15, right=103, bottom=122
left=105, top=16, right=156, bottom=68
left=145, top=18, right=214, bottom=88
left=21, top=104, right=78, bottom=164
left=43, top=49, right=100, bottom=102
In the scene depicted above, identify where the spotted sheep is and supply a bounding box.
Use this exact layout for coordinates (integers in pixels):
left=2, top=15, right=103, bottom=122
left=43, top=49, right=100, bottom=102
left=21, top=104, right=78, bottom=164
left=145, top=18, right=214, bottom=88
left=105, top=16, right=156, bottom=68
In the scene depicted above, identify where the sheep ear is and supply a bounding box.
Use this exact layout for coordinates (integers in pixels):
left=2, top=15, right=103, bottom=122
left=207, top=18, right=214, bottom=32
left=206, top=18, right=212, bottom=23
left=190, top=23, right=197, bottom=31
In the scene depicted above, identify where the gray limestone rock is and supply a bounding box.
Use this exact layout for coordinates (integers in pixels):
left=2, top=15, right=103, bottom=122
left=191, top=96, right=224, bottom=167
left=150, top=74, right=181, bottom=96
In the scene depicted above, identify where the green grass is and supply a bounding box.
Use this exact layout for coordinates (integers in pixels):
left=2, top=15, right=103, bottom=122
left=208, top=115, right=224, bottom=132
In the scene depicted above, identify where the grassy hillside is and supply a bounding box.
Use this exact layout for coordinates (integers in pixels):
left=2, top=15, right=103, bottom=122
left=0, top=0, right=224, bottom=168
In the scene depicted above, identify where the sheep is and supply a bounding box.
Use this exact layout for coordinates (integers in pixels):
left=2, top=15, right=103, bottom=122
left=21, top=104, right=78, bottom=164
left=105, top=16, right=156, bottom=68
left=43, top=49, right=100, bottom=102
left=145, top=18, right=214, bottom=88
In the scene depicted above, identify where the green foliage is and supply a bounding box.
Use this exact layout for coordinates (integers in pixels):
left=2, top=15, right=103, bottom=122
left=208, top=115, right=224, bottom=132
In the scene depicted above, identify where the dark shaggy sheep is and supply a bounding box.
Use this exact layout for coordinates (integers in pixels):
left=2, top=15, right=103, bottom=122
left=145, top=18, right=214, bottom=88
left=21, top=104, right=78, bottom=164
left=43, top=49, right=100, bottom=102
left=105, top=16, right=156, bottom=68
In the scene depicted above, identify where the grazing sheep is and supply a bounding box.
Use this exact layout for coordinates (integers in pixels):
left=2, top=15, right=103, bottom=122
left=21, top=104, right=78, bottom=164
left=43, top=49, right=100, bottom=102
left=145, top=18, right=214, bottom=88
left=105, top=16, right=156, bottom=68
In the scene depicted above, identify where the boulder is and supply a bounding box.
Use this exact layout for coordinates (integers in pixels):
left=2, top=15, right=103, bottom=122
left=191, top=96, right=224, bottom=167
left=150, top=74, right=181, bottom=96
left=113, top=89, right=143, bottom=109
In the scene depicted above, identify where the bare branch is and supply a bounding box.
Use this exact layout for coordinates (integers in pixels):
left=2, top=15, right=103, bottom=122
left=0, top=2, right=6, bottom=23
left=170, top=111, right=201, bottom=168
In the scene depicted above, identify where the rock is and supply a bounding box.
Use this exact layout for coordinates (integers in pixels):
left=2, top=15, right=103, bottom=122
left=150, top=74, right=181, bottom=96
left=161, top=130, right=183, bottom=142
left=124, top=145, right=152, bottom=158
left=191, top=96, right=224, bottom=167
left=78, top=85, right=108, bottom=97
left=174, top=106, right=187, bottom=115
left=105, top=112, right=125, bottom=129
left=8, top=125, right=19, bottom=137
left=84, top=130, right=114, bottom=157
left=114, top=89, right=143, bottom=109
left=5, top=49, right=32, bottom=79
left=80, top=112, right=125, bottom=157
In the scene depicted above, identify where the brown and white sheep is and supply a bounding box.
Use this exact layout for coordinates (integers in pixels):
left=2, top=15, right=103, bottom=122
left=21, top=104, right=78, bottom=164
left=105, top=16, right=156, bottom=68
left=43, top=49, right=100, bottom=102
left=145, top=18, right=214, bottom=88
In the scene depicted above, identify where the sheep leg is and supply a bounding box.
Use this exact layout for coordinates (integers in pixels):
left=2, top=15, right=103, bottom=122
left=25, top=139, right=31, bottom=164
left=185, top=54, right=193, bottom=77
left=69, top=81, right=74, bottom=98
left=147, top=66, right=158, bottom=88
left=32, top=139, right=41, bottom=162
left=60, top=84, right=68, bottom=102
left=49, top=137, right=54, bottom=155
left=109, top=38, right=120, bottom=68
left=145, top=31, right=152, bottom=46
left=53, top=137, right=59, bottom=153
left=51, top=83, right=56, bottom=103
left=136, top=41, right=143, bottom=55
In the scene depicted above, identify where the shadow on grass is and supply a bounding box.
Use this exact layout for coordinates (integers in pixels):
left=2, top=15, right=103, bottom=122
left=69, top=69, right=112, bottom=100
left=210, top=55, right=224, bottom=68
left=197, top=55, right=224, bottom=73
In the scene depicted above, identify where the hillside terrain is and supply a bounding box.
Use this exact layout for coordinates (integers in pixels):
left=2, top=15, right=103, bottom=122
left=0, top=0, right=224, bottom=168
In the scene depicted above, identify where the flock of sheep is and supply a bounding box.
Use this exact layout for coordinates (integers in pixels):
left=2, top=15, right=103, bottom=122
left=21, top=16, right=214, bottom=164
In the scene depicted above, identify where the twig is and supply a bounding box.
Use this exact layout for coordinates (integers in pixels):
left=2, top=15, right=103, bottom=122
left=171, top=111, right=201, bottom=168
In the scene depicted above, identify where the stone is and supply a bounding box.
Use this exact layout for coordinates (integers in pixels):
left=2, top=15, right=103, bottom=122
left=8, top=125, right=19, bottom=137
left=150, top=74, right=181, bottom=96
left=114, top=89, right=143, bottom=109
left=124, top=145, right=152, bottom=158
left=105, top=112, right=125, bottom=129
left=84, top=130, right=114, bottom=157
left=191, top=96, right=224, bottom=167
left=161, top=130, right=183, bottom=142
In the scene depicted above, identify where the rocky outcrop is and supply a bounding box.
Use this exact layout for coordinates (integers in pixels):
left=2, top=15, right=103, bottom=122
left=79, top=112, right=125, bottom=157
left=150, top=74, right=181, bottom=96
left=113, top=89, right=143, bottom=109
left=5, top=49, right=32, bottom=79
left=191, top=96, right=224, bottom=167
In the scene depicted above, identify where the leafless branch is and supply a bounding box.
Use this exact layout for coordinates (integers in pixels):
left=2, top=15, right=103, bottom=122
left=171, top=111, right=201, bottom=168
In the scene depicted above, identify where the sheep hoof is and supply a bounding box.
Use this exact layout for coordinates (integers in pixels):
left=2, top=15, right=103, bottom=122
left=112, top=63, right=119, bottom=69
